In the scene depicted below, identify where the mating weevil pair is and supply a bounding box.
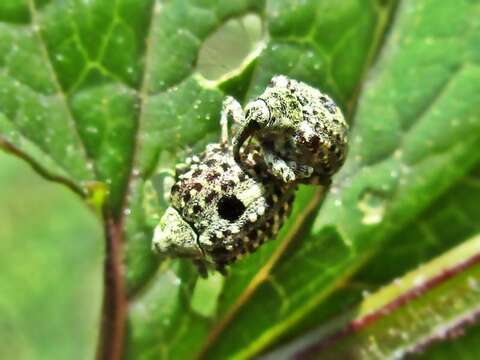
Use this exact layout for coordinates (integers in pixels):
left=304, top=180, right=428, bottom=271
left=152, top=76, right=348, bottom=276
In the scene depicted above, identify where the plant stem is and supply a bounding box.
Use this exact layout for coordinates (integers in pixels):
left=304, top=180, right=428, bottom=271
left=96, top=214, right=127, bottom=360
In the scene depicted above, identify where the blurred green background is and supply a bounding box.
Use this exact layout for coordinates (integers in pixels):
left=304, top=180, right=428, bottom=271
left=0, top=153, right=102, bottom=359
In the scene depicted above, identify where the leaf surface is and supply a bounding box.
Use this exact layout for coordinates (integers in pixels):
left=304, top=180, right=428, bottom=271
left=2, top=0, right=480, bottom=359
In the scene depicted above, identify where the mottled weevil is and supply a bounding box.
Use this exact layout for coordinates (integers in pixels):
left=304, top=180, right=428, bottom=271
left=152, top=111, right=296, bottom=276
left=225, top=75, right=348, bottom=185
left=152, top=75, right=348, bottom=275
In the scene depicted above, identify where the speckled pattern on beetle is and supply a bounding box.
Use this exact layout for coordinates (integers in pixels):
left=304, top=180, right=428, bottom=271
left=152, top=142, right=296, bottom=275
left=229, top=75, right=348, bottom=185
left=152, top=75, right=348, bottom=275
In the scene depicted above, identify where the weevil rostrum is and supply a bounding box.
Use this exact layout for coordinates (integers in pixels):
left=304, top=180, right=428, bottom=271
left=152, top=76, right=347, bottom=275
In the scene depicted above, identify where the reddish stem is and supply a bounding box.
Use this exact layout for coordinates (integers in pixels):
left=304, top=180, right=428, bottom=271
left=96, top=214, right=127, bottom=360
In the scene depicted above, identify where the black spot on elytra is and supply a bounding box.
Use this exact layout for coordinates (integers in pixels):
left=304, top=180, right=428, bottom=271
left=221, top=163, right=230, bottom=171
left=217, top=195, right=246, bottom=222
left=192, top=182, right=203, bottom=191
left=220, top=180, right=236, bottom=192
left=207, top=171, right=220, bottom=181
left=191, top=169, right=202, bottom=177
left=205, top=191, right=217, bottom=203
left=192, top=204, right=202, bottom=214
left=325, top=102, right=337, bottom=114
left=298, top=95, right=307, bottom=106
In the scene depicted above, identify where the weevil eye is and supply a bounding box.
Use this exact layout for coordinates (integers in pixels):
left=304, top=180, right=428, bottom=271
left=217, top=195, right=246, bottom=222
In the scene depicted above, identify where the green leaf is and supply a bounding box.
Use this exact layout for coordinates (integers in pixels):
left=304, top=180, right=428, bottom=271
left=2, top=0, right=480, bottom=359
left=264, top=233, right=480, bottom=359
left=199, top=1, right=480, bottom=357
left=277, top=162, right=480, bottom=347
left=0, top=153, right=101, bottom=359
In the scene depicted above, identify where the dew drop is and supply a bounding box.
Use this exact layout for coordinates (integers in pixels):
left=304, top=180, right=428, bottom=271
left=196, top=13, right=265, bottom=81
left=468, top=277, right=479, bottom=291
left=357, top=190, right=386, bottom=225
left=390, top=169, right=399, bottom=178
left=154, top=2, right=162, bottom=14
left=450, top=118, right=460, bottom=127
left=413, top=275, right=425, bottom=287
left=86, top=126, right=98, bottom=134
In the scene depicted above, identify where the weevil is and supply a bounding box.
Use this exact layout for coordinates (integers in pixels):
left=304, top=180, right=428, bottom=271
left=224, top=75, right=348, bottom=185
left=152, top=113, right=296, bottom=276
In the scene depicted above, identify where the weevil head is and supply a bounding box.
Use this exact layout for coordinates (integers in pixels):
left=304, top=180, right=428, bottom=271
left=233, top=100, right=270, bottom=160
left=152, top=206, right=203, bottom=259
left=244, top=99, right=270, bottom=128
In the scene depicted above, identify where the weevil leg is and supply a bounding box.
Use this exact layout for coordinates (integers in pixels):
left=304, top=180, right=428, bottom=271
left=220, top=96, right=245, bottom=144
left=194, top=260, right=209, bottom=278
left=216, top=263, right=229, bottom=276
left=263, top=149, right=297, bottom=183
left=288, top=161, right=314, bottom=180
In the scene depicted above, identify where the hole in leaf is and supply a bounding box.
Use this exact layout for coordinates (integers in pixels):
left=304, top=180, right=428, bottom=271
left=357, top=189, right=387, bottom=225
left=197, top=13, right=265, bottom=80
